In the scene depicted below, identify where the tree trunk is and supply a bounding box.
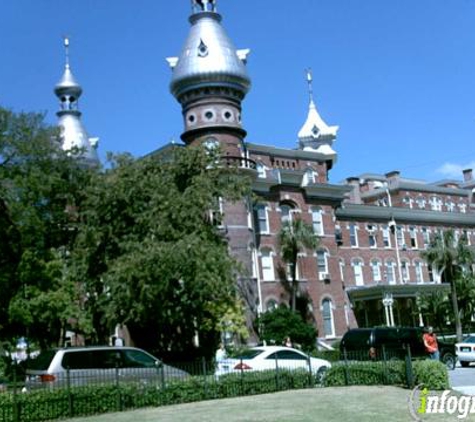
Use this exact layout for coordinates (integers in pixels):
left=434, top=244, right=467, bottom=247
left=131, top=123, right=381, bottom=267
left=450, top=280, right=463, bottom=342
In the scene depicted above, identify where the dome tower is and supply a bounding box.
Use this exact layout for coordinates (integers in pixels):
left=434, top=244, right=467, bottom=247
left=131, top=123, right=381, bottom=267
left=55, top=37, right=99, bottom=167
left=167, top=0, right=251, bottom=158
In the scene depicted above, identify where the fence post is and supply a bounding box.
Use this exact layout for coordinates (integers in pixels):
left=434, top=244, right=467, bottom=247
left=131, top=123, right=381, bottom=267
left=382, top=345, right=388, bottom=385
left=239, top=358, right=244, bottom=396
left=67, top=367, right=73, bottom=418
left=201, top=357, right=208, bottom=399
left=114, top=363, right=122, bottom=412
left=274, top=353, right=279, bottom=391
left=307, top=356, right=313, bottom=388
left=12, top=361, right=19, bottom=422
left=404, top=344, right=414, bottom=388
left=343, top=348, right=350, bottom=386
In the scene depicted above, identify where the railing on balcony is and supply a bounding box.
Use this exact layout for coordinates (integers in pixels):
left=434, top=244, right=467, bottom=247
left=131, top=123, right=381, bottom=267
left=222, top=156, right=257, bottom=170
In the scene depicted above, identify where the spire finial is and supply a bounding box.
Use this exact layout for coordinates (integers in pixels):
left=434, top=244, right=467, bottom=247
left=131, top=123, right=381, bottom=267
left=306, top=68, right=314, bottom=105
left=63, top=36, right=70, bottom=68
left=191, top=0, right=217, bottom=14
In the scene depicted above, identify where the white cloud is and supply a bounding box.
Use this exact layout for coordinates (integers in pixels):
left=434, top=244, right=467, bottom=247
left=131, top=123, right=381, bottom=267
left=436, top=161, right=475, bottom=179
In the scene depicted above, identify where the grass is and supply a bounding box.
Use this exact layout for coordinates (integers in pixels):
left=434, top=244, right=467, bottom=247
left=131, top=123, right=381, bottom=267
left=64, top=386, right=461, bottom=422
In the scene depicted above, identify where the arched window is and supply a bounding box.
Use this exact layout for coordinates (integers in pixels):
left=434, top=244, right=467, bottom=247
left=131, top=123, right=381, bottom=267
left=385, top=260, right=396, bottom=285
left=316, top=249, right=328, bottom=276
left=322, top=298, right=335, bottom=338
left=260, top=249, right=275, bottom=281
left=256, top=163, right=266, bottom=179
left=401, top=260, right=410, bottom=282
left=265, top=299, right=278, bottom=311
left=311, top=207, right=324, bottom=236
left=352, top=259, right=364, bottom=286
left=279, top=202, right=296, bottom=225
left=416, top=196, right=427, bottom=209
left=371, top=259, right=381, bottom=282
left=255, top=204, right=269, bottom=234
left=414, top=261, right=424, bottom=283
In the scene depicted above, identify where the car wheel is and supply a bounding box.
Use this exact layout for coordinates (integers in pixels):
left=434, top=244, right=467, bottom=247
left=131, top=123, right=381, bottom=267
left=315, top=366, right=328, bottom=386
left=441, top=353, right=456, bottom=370
left=460, top=361, right=470, bottom=368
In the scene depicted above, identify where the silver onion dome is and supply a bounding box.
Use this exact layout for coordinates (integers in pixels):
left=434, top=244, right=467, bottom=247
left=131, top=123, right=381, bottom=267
left=168, top=8, right=251, bottom=99
left=54, top=65, right=83, bottom=99
left=54, top=37, right=99, bottom=168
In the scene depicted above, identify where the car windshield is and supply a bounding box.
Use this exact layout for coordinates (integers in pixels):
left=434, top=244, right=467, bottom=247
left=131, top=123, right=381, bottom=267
left=236, top=349, right=264, bottom=360
left=27, top=350, right=56, bottom=370
left=463, top=336, right=475, bottom=344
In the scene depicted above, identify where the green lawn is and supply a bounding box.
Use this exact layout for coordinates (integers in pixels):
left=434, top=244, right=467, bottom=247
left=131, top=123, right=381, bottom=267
left=65, top=386, right=463, bottom=422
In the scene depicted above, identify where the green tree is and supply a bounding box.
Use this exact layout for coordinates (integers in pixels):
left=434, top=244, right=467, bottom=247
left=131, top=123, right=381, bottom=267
left=0, top=106, right=95, bottom=347
left=72, top=146, right=252, bottom=359
left=257, top=306, right=317, bottom=351
left=421, top=230, right=475, bottom=341
left=278, top=218, right=319, bottom=312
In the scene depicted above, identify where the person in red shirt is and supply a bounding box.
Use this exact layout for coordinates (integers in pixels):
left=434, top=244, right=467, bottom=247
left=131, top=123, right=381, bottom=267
left=423, top=326, right=440, bottom=361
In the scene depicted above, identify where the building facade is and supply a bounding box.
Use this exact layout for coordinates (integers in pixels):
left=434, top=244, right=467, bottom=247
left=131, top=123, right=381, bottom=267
left=161, top=1, right=475, bottom=345
left=56, top=1, right=475, bottom=345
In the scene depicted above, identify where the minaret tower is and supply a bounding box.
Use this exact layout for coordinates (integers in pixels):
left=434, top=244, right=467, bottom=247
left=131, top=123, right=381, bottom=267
left=55, top=37, right=99, bottom=167
left=168, top=1, right=260, bottom=341
left=167, top=0, right=251, bottom=157
left=298, top=69, right=338, bottom=165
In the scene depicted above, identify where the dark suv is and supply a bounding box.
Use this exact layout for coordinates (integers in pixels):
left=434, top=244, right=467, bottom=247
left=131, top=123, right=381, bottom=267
left=340, top=327, right=456, bottom=370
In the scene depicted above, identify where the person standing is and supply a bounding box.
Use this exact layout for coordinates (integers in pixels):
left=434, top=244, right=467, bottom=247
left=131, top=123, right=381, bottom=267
left=423, top=326, right=439, bottom=361
left=215, top=343, right=227, bottom=362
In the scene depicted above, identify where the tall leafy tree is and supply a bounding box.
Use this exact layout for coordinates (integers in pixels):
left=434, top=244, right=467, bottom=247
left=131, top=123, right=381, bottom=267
left=72, top=146, right=252, bottom=359
left=278, top=218, right=319, bottom=312
left=0, top=106, right=95, bottom=347
left=421, top=230, right=475, bottom=341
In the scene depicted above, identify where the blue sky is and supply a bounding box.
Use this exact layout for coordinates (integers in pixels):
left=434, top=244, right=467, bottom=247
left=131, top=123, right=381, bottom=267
left=1, top=0, right=475, bottom=184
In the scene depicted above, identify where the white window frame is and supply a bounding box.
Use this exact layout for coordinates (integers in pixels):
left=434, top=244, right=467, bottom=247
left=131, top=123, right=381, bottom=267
left=409, top=227, right=418, bottom=249
left=416, top=196, right=426, bottom=209
left=339, top=259, right=345, bottom=281
left=352, top=259, right=364, bottom=286
left=316, top=250, right=329, bottom=276
left=256, top=163, right=266, bottom=178
left=401, top=260, right=410, bottom=283
left=371, top=260, right=382, bottom=282
left=422, top=228, right=431, bottom=249
left=349, top=223, right=359, bottom=248
left=256, top=204, right=269, bottom=234
left=430, top=196, right=442, bottom=211
left=386, top=261, right=396, bottom=285
left=396, top=226, right=405, bottom=249
left=311, top=208, right=324, bottom=236
left=321, top=298, right=336, bottom=338
left=260, top=249, right=275, bottom=281
left=367, top=224, right=377, bottom=248
left=415, top=261, right=424, bottom=283
left=382, top=226, right=391, bottom=248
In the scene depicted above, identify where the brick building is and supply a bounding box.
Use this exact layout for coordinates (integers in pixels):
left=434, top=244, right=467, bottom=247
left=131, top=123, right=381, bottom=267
left=56, top=1, right=475, bottom=345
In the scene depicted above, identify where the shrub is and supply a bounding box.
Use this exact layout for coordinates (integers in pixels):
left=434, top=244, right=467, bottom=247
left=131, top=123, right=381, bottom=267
left=323, top=361, right=405, bottom=388
left=0, top=369, right=314, bottom=422
left=412, top=360, right=449, bottom=390
left=257, top=306, right=317, bottom=351
left=323, top=360, right=449, bottom=391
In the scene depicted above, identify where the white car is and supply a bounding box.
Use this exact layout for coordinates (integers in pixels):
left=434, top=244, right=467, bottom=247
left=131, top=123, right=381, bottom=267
left=215, top=346, right=331, bottom=382
left=455, top=335, right=475, bottom=367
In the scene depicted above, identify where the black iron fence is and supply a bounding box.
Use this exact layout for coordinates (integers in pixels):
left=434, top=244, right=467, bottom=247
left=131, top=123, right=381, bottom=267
left=0, top=346, right=445, bottom=422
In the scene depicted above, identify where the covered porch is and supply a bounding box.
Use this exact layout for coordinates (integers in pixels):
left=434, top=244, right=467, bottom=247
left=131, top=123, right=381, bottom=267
left=347, top=283, right=451, bottom=328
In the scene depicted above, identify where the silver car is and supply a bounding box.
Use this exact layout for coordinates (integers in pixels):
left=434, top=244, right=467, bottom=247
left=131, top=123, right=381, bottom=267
left=25, top=346, right=188, bottom=389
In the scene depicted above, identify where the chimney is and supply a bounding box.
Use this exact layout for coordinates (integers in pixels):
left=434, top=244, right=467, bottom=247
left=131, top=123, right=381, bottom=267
left=463, top=168, right=473, bottom=182
left=346, top=177, right=361, bottom=204
left=385, top=170, right=400, bottom=181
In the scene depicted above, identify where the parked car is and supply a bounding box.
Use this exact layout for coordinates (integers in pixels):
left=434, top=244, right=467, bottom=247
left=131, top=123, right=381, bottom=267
left=455, top=335, right=475, bottom=367
left=340, top=327, right=457, bottom=370
left=215, top=346, right=331, bottom=383
left=25, top=346, right=188, bottom=390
